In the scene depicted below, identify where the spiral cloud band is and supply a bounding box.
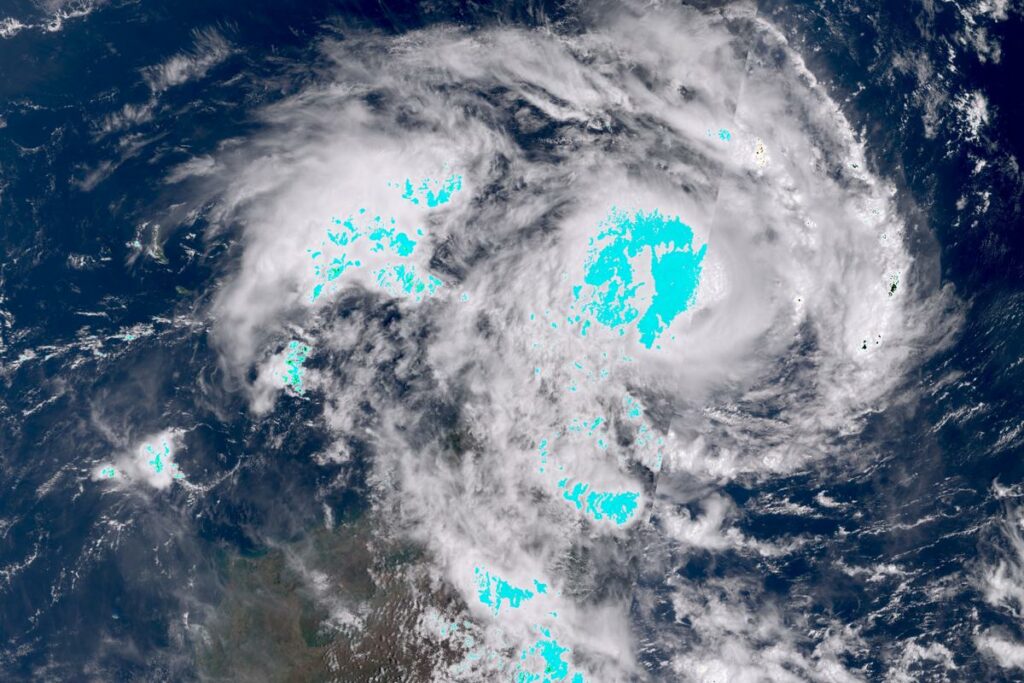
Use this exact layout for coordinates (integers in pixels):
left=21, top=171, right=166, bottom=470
left=173, top=3, right=960, bottom=679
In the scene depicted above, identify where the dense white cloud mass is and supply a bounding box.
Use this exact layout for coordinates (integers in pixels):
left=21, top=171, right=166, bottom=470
left=91, top=428, right=187, bottom=491
left=175, top=1, right=960, bottom=678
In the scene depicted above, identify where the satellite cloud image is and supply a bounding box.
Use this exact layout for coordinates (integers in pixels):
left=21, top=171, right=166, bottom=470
left=1, top=0, right=1023, bottom=681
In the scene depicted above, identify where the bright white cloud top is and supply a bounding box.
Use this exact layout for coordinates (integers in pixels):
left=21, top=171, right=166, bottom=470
left=93, top=429, right=186, bottom=491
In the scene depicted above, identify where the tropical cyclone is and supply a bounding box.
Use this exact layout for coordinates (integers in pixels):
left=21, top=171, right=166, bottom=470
left=178, top=2, right=958, bottom=679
